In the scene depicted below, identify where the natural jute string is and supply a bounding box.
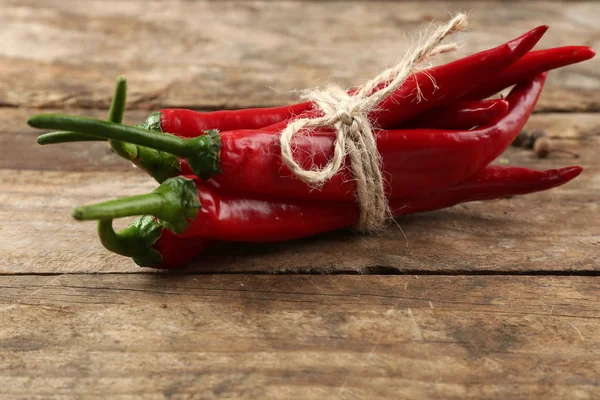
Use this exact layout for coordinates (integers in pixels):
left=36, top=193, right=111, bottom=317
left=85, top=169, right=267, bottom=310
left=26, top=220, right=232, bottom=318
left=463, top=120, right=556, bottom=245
left=279, top=13, right=468, bottom=232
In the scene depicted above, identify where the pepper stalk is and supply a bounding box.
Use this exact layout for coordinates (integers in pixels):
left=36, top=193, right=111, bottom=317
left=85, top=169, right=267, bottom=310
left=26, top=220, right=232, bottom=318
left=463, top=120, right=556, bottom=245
left=35, top=77, right=183, bottom=183
left=73, top=176, right=201, bottom=234
left=30, top=113, right=221, bottom=180
left=37, top=75, right=128, bottom=145
left=97, top=216, right=164, bottom=268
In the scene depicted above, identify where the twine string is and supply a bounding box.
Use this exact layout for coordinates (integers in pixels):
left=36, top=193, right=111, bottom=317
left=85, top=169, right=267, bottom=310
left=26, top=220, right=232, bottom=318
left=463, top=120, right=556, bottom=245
left=279, top=13, right=468, bottom=231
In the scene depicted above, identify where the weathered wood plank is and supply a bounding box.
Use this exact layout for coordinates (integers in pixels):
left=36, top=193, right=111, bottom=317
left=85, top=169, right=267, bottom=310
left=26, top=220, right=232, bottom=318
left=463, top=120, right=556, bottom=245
left=0, top=0, right=597, bottom=111
left=0, top=274, right=598, bottom=399
left=1, top=2, right=597, bottom=398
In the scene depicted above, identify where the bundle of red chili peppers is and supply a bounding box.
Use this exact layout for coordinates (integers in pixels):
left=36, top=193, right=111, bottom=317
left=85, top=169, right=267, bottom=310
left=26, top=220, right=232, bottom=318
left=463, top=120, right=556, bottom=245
left=28, top=18, right=594, bottom=269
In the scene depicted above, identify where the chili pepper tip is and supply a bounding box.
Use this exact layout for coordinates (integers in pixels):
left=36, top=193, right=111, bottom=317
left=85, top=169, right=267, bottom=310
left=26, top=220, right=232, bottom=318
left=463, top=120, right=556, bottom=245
left=557, top=166, right=583, bottom=181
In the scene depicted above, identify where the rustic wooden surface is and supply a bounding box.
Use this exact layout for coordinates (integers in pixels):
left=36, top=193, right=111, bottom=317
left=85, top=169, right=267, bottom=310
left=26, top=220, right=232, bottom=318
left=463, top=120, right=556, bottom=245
left=2, top=275, right=599, bottom=399
left=0, top=1, right=599, bottom=398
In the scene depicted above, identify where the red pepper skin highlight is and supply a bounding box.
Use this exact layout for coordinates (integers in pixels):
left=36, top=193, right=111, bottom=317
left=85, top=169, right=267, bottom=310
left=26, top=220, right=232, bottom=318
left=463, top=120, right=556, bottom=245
left=180, top=74, right=546, bottom=202
left=160, top=104, right=311, bottom=137
left=463, top=46, right=596, bottom=101
left=401, top=99, right=509, bottom=130
left=176, top=164, right=582, bottom=243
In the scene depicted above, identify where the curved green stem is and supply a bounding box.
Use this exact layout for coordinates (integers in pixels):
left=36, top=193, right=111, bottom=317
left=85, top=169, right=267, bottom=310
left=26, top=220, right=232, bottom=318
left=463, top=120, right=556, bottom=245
left=28, top=113, right=221, bottom=179
left=107, top=76, right=132, bottom=159
left=107, top=76, right=127, bottom=124
left=73, top=176, right=201, bottom=234
left=34, top=111, right=182, bottom=183
left=37, top=131, right=107, bottom=144
left=97, top=219, right=149, bottom=257
left=31, top=114, right=191, bottom=155
left=35, top=76, right=127, bottom=146
left=97, top=217, right=163, bottom=268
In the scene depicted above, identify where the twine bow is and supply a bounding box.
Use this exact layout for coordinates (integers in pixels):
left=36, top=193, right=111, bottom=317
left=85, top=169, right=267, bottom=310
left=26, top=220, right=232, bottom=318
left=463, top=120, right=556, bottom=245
left=279, top=13, right=468, bottom=231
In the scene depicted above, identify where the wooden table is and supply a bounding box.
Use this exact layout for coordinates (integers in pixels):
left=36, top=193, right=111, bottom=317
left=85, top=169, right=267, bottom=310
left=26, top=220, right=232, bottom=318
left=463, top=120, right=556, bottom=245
left=1, top=1, right=598, bottom=398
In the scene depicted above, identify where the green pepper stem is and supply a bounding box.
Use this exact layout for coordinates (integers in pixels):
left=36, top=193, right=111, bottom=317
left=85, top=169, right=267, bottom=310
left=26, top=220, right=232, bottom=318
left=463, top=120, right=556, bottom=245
left=72, top=176, right=201, bottom=234
left=74, top=193, right=166, bottom=221
left=35, top=76, right=127, bottom=146
left=107, top=76, right=131, bottom=159
left=107, top=76, right=126, bottom=124
left=29, top=114, right=222, bottom=179
left=97, top=219, right=148, bottom=257
left=97, top=217, right=164, bottom=268
left=37, top=131, right=107, bottom=144
left=29, top=114, right=193, bottom=157
left=34, top=110, right=183, bottom=183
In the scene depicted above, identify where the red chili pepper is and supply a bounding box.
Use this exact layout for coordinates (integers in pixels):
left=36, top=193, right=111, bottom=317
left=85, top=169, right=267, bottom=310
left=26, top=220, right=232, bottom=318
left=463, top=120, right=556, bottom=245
left=73, top=163, right=581, bottom=249
left=159, top=99, right=506, bottom=137
left=191, top=164, right=581, bottom=241
left=152, top=229, right=214, bottom=269
left=372, top=26, right=548, bottom=128
left=393, top=164, right=582, bottom=216
left=94, top=215, right=214, bottom=269
left=159, top=103, right=311, bottom=137
left=155, top=45, right=594, bottom=139
left=146, top=27, right=546, bottom=142
left=182, top=74, right=547, bottom=201
left=29, top=74, right=547, bottom=200
left=400, top=99, right=509, bottom=130
left=262, top=26, right=547, bottom=133
left=463, top=46, right=596, bottom=101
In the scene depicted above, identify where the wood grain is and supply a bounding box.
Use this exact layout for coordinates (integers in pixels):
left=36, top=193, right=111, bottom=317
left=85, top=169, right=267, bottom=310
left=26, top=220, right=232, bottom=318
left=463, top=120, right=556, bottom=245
left=1, top=2, right=599, bottom=398
left=0, top=0, right=598, bottom=112
left=1, top=274, right=598, bottom=399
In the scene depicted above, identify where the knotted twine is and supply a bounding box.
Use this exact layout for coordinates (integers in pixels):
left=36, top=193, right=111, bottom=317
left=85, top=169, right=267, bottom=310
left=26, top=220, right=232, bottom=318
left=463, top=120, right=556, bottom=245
left=279, top=13, right=468, bottom=232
